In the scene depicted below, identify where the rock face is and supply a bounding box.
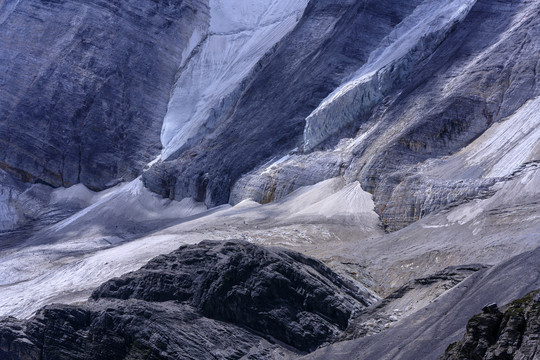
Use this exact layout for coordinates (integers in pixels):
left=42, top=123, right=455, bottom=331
left=159, top=0, right=311, bottom=161
left=0, top=241, right=376, bottom=359
left=226, top=0, right=540, bottom=230
left=0, top=0, right=209, bottom=190
left=441, top=290, right=540, bottom=360
left=3, top=0, right=539, bottom=232
left=142, top=0, right=424, bottom=205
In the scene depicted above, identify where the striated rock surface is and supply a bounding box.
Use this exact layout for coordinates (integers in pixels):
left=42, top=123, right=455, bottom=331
left=143, top=0, right=424, bottom=206
left=4, top=0, right=538, bottom=232
left=0, top=0, right=209, bottom=190
left=302, top=0, right=476, bottom=151
left=0, top=241, right=377, bottom=359
left=441, top=290, right=540, bottom=360
left=227, top=0, right=540, bottom=230
left=159, top=0, right=310, bottom=160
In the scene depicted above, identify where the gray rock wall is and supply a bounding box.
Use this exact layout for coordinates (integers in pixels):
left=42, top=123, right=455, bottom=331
left=229, top=0, right=540, bottom=230
left=0, top=0, right=209, bottom=190
left=142, top=0, right=424, bottom=206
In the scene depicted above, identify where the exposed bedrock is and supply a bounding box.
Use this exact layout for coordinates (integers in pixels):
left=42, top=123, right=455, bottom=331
left=229, top=151, right=346, bottom=205
left=302, top=247, right=540, bottom=360
left=345, top=264, right=488, bottom=340
left=229, top=0, right=540, bottom=230
left=302, top=0, right=477, bottom=152
left=143, top=0, right=424, bottom=206
left=0, top=241, right=377, bottom=359
left=0, top=0, right=209, bottom=190
left=330, top=0, right=540, bottom=230
left=441, top=290, right=540, bottom=360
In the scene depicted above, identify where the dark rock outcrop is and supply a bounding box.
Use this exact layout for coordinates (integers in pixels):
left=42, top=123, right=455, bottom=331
left=0, top=240, right=376, bottom=359
left=0, top=0, right=209, bottom=190
left=441, top=290, right=540, bottom=360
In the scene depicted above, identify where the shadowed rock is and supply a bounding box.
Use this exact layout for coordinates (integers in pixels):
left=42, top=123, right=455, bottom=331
left=0, top=0, right=209, bottom=190
left=0, top=241, right=376, bottom=359
left=442, top=290, right=540, bottom=360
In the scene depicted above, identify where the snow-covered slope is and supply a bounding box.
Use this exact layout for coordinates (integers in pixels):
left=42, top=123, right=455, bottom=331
left=0, top=177, right=381, bottom=318
left=160, top=0, right=309, bottom=159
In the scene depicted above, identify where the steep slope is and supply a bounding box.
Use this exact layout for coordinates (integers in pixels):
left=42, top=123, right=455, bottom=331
left=143, top=0, right=424, bottom=205
left=323, top=156, right=540, bottom=294
left=0, top=1, right=539, bottom=359
left=0, top=0, right=209, bottom=190
left=229, top=0, right=540, bottom=230
left=159, top=0, right=310, bottom=160
left=302, top=247, right=540, bottom=360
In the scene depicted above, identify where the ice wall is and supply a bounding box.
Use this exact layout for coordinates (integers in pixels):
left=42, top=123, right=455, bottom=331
left=303, top=0, right=476, bottom=151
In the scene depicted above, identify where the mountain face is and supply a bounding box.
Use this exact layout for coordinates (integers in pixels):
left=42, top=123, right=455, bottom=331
left=140, top=0, right=540, bottom=235
left=1, top=0, right=538, bottom=227
left=0, top=0, right=539, bottom=359
left=0, top=0, right=208, bottom=190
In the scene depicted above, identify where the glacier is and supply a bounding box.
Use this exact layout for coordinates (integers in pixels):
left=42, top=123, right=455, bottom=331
left=0, top=0, right=539, bottom=358
left=160, top=0, right=309, bottom=160
left=303, top=0, right=476, bottom=151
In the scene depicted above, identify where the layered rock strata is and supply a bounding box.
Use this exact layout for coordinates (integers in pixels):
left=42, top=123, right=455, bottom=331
left=230, top=0, right=540, bottom=230
left=0, top=240, right=377, bottom=359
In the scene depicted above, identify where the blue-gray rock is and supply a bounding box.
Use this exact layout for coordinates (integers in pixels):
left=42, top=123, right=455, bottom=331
left=142, top=0, right=424, bottom=206
left=0, top=0, right=209, bottom=190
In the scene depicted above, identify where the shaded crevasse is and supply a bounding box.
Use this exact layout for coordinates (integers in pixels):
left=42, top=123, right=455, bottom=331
left=160, top=0, right=309, bottom=160
left=303, top=0, right=476, bottom=151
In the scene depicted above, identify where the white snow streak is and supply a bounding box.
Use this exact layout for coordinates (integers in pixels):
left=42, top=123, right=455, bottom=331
left=160, top=0, right=309, bottom=159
